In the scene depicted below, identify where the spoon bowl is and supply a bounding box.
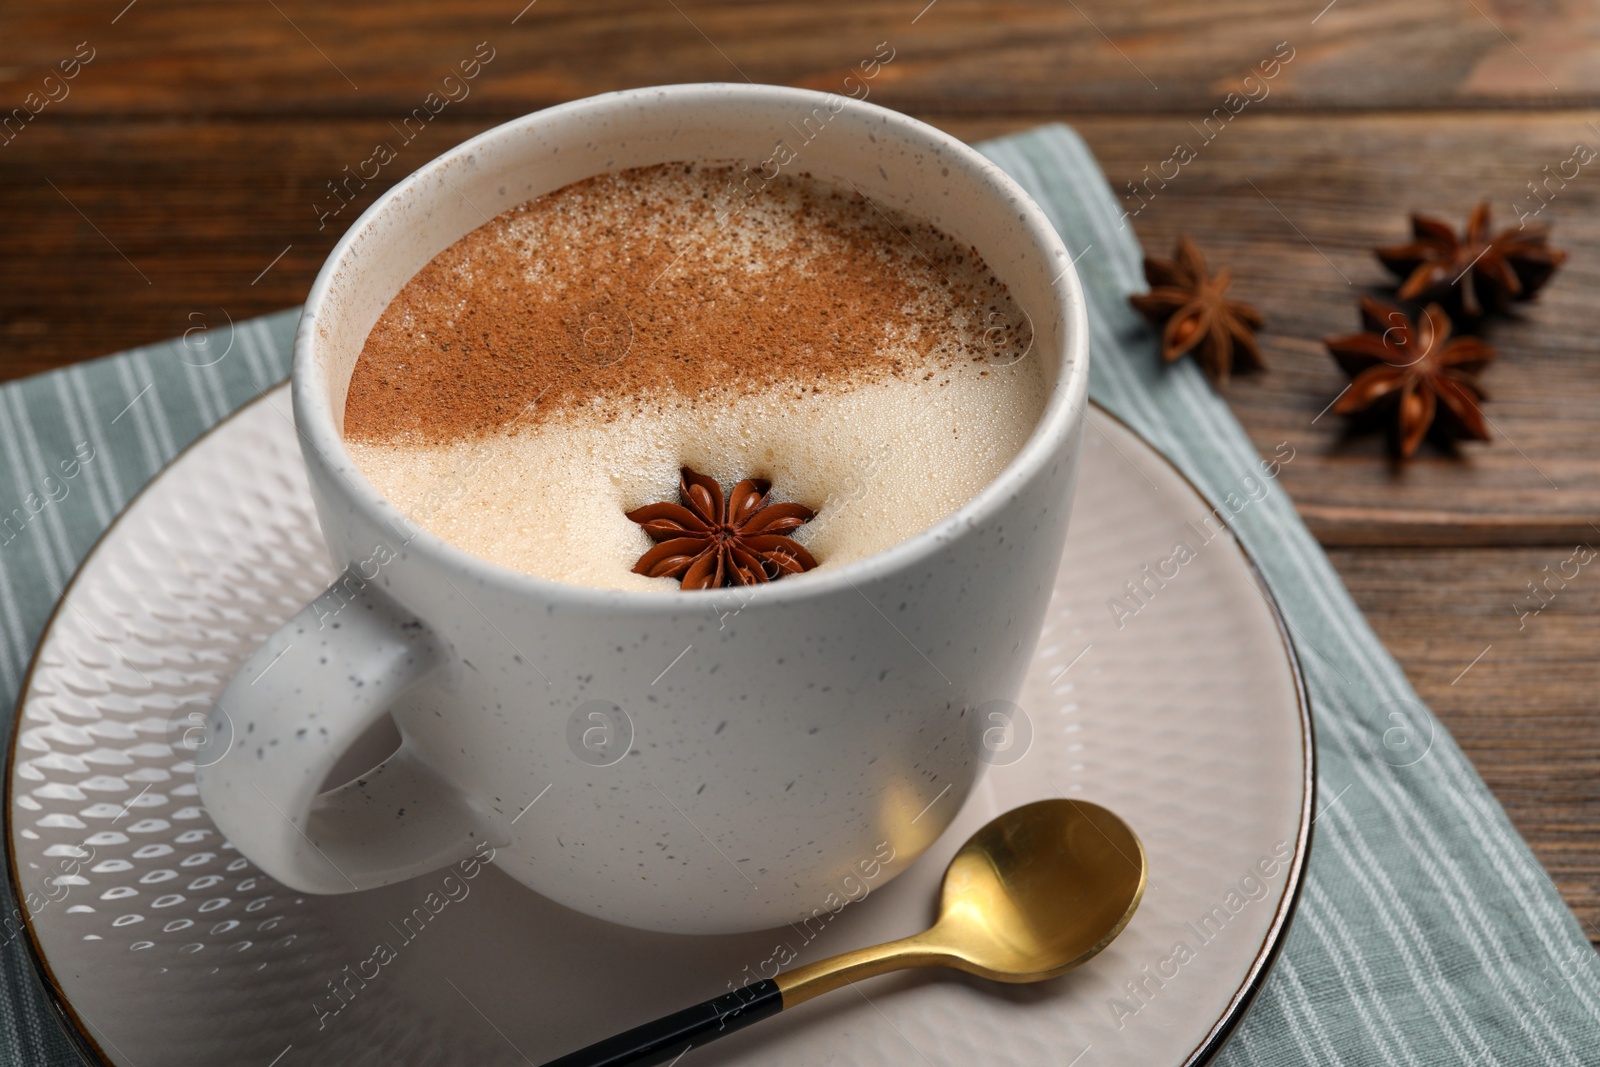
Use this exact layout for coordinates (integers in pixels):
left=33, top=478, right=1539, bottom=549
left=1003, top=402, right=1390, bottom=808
left=776, top=798, right=1147, bottom=1003
left=932, top=798, right=1148, bottom=982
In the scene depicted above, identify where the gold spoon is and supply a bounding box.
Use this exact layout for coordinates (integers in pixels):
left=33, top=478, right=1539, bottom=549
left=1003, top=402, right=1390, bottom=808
left=544, top=798, right=1146, bottom=1066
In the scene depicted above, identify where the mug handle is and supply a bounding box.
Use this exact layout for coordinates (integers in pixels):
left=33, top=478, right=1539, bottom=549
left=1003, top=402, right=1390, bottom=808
left=195, top=571, right=506, bottom=894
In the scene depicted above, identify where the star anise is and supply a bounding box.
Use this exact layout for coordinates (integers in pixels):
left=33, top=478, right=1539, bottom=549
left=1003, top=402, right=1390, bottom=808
left=627, top=467, right=818, bottom=589
left=1129, top=236, right=1265, bottom=385
left=1325, top=297, right=1496, bottom=459
left=1375, top=202, right=1567, bottom=318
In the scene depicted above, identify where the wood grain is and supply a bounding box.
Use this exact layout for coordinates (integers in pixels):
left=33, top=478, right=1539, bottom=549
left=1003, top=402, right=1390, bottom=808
left=0, top=0, right=1597, bottom=119
left=1017, top=113, right=1600, bottom=549
left=0, top=118, right=492, bottom=377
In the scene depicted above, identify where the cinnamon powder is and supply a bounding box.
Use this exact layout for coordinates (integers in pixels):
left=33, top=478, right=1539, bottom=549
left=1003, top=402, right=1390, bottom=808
left=344, top=163, right=1016, bottom=444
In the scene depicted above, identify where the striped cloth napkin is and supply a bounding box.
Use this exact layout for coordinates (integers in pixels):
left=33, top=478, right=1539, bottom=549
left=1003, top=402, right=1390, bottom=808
left=0, top=124, right=1595, bottom=1065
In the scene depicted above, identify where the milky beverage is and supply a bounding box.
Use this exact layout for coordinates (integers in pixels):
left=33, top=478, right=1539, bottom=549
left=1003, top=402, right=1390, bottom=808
left=344, top=163, right=1046, bottom=590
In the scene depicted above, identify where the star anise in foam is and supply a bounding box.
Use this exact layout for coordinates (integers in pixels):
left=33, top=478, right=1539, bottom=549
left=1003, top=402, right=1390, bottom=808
left=1376, top=202, right=1568, bottom=318
left=1325, top=298, right=1496, bottom=459
left=1128, top=236, right=1265, bottom=386
left=627, top=467, right=818, bottom=589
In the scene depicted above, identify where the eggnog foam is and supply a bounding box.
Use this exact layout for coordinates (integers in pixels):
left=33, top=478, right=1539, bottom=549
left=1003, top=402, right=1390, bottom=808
left=348, top=357, right=1042, bottom=591
left=344, top=163, right=1045, bottom=591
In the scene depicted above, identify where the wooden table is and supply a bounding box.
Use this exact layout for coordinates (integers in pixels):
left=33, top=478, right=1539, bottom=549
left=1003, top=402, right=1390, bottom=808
left=3, top=1, right=1596, bottom=943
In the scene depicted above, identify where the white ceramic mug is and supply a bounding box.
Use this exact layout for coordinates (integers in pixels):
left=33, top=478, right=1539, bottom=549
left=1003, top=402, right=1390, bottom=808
left=196, top=83, right=1089, bottom=935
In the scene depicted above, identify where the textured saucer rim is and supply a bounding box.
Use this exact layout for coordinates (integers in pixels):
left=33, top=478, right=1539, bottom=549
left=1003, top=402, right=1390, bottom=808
left=0, top=387, right=306, bottom=1067
left=1, top=385, right=1314, bottom=1067
left=1179, top=513, right=1314, bottom=1066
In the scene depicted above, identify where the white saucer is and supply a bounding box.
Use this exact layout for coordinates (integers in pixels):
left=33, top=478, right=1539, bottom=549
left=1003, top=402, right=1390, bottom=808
left=6, top=384, right=1310, bottom=1067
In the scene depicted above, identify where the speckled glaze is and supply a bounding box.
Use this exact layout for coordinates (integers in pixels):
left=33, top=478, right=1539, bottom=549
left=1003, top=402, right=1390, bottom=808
left=195, top=85, right=1091, bottom=934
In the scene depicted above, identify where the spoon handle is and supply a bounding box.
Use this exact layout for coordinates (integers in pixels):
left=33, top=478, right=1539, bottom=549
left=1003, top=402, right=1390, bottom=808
left=541, top=934, right=937, bottom=1065
left=540, top=979, right=782, bottom=1067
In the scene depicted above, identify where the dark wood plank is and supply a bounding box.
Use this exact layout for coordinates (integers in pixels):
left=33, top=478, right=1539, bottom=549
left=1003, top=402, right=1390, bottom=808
left=0, top=117, right=496, bottom=380
left=940, top=112, right=1600, bottom=547
left=1, top=0, right=1598, bottom=121
left=1072, top=112, right=1600, bottom=549
left=1326, top=545, right=1600, bottom=943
